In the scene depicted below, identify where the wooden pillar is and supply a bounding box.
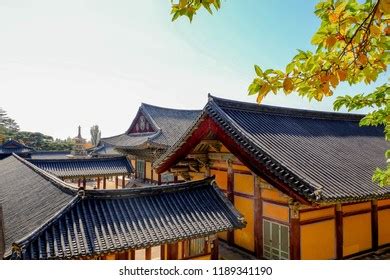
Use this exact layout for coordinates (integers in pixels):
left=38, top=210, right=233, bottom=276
left=115, top=176, right=118, bottom=189
left=167, top=243, right=178, bottom=260
left=211, top=237, right=219, bottom=260
left=160, top=244, right=166, bottom=260
left=336, top=204, right=343, bottom=259
left=289, top=202, right=300, bottom=260
left=143, top=160, right=147, bottom=182
left=103, top=177, right=106, bottom=189
left=227, top=160, right=235, bottom=246
left=254, top=175, right=263, bottom=259
left=151, top=167, right=154, bottom=184
left=158, top=173, right=161, bottom=185
left=97, top=177, right=100, bottom=189
left=145, top=247, right=152, bottom=260
left=128, top=250, right=135, bottom=260
left=78, top=178, right=81, bottom=187
left=371, top=200, right=378, bottom=251
left=204, top=162, right=210, bottom=177
left=122, top=175, right=126, bottom=188
left=82, top=177, right=86, bottom=188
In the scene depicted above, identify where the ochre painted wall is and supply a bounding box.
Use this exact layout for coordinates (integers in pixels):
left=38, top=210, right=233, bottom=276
left=343, top=213, right=372, bottom=256
left=153, top=168, right=159, bottom=182
left=145, top=161, right=152, bottom=180
left=342, top=202, right=371, bottom=214
left=234, top=196, right=254, bottom=252
left=261, top=188, right=289, bottom=204
left=300, top=219, right=336, bottom=260
left=210, top=169, right=227, bottom=190
left=190, top=172, right=205, bottom=181
left=234, top=173, right=254, bottom=195
left=300, top=207, right=335, bottom=222
left=378, top=209, right=390, bottom=245
left=263, top=202, right=289, bottom=223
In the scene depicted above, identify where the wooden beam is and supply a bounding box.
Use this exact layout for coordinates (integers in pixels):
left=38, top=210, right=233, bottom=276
left=336, top=204, right=343, bottom=259
left=115, top=176, right=118, bottom=189
left=122, top=175, right=126, bottom=188
left=211, top=237, right=219, bottom=260
left=289, top=203, right=300, bottom=260
left=160, top=244, right=166, bottom=260
left=128, top=250, right=135, bottom=260
left=103, top=177, right=106, bottom=189
left=371, top=200, right=378, bottom=251
left=97, top=177, right=100, bottom=189
left=254, top=175, right=263, bottom=259
left=167, top=243, right=178, bottom=260
left=145, top=247, right=152, bottom=260
left=227, top=160, right=235, bottom=245
left=208, top=152, right=237, bottom=162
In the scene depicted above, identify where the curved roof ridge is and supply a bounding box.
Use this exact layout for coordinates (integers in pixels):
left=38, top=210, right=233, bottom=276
left=12, top=154, right=78, bottom=195
left=141, top=102, right=202, bottom=113
left=27, top=155, right=128, bottom=163
left=84, top=176, right=215, bottom=199
left=208, top=94, right=364, bottom=121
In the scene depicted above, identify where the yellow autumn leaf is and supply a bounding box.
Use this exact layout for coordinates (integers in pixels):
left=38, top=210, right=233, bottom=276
left=358, top=53, right=368, bottom=65
left=379, top=0, right=390, bottom=14
left=329, top=74, right=339, bottom=88
left=283, top=77, right=294, bottom=94
left=259, top=83, right=271, bottom=96
left=326, top=35, right=337, bottom=48
left=370, top=24, right=381, bottom=37
left=337, top=69, right=347, bottom=81
left=256, top=92, right=266, bottom=103
left=328, top=12, right=339, bottom=24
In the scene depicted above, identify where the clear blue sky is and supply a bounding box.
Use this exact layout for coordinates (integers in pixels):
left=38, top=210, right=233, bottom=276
left=0, top=0, right=387, bottom=139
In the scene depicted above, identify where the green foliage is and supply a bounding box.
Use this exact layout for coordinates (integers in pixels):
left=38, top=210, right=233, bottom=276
left=170, top=0, right=221, bottom=22
left=334, top=83, right=390, bottom=186
left=170, top=0, right=390, bottom=186
left=0, top=107, right=74, bottom=151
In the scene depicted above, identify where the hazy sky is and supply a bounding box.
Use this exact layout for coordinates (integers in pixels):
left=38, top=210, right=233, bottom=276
left=0, top=0, right=387, bottom=139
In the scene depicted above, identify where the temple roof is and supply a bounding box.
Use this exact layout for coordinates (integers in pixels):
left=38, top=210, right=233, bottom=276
left=0, top=155, right=77, bottom=258
left=100, top=103, right=201, bottom=151
left=30, top=151, right=71, bottom=160
left=155, top=95, right=390, bottom=203
left=0, top=154, right=244, bottom=259
left=27, top=156, right=133, bottom=178
left=0, top=140, right=34, bottom=157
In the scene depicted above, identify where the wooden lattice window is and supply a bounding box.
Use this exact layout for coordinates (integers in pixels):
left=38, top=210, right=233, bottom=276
left=263, top=220, right=289, bottom=260
left=136, top=159, right=145, bottom=179
left=183, top=238, right=206, bottom=258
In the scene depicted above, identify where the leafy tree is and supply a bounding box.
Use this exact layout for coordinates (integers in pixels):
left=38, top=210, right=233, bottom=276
left=170, top=0, right=390, bottom=186
left=0, top=108, right=19, bottom=133
left=90, top=125, right=101, bottom=147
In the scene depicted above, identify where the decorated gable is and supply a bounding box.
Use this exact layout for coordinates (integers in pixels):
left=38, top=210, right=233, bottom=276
left=128, top=112, right=155, bottom=134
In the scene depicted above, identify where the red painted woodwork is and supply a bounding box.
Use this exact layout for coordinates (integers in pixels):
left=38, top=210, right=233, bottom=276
left=115, top=176, right=118, bottom=189
left=336, top=205, right=343, bottom=259
left=122, top=175, right=126, bottom=188
left=371, top=200, right=378, bottom=251
left=145, top=248, right=152, bottom=260
left=127, top=112, right=156, bottom=134
left=290, top=217, right=300, bottom=260
left=167, top=243, right=178, bottom=260
left=156, top=116, right=310, bottom=205
left=254, top=178, right=263, bottom=259
left=103, top=177, right=106, bottom=189
left=97, top=177, right=100, bottom=189
left=211, top=238, right=219, bottom=260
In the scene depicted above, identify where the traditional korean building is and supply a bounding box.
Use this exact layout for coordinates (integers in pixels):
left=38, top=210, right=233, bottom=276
left=154, top=95, right=390, bottom=260
left=99, top=103, right=201, bottom=185
left=0, top=139, right=34, bottom=160
left=0, top=154, right=245, bottom=260
left=28, top=156, right=133, bottom=189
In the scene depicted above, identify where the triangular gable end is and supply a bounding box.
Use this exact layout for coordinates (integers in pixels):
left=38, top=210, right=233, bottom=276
left=126, top=109, right=157, bottom=134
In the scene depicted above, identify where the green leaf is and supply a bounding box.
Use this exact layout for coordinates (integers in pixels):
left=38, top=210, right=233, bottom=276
left=254, top=65, right=263, bottom=76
